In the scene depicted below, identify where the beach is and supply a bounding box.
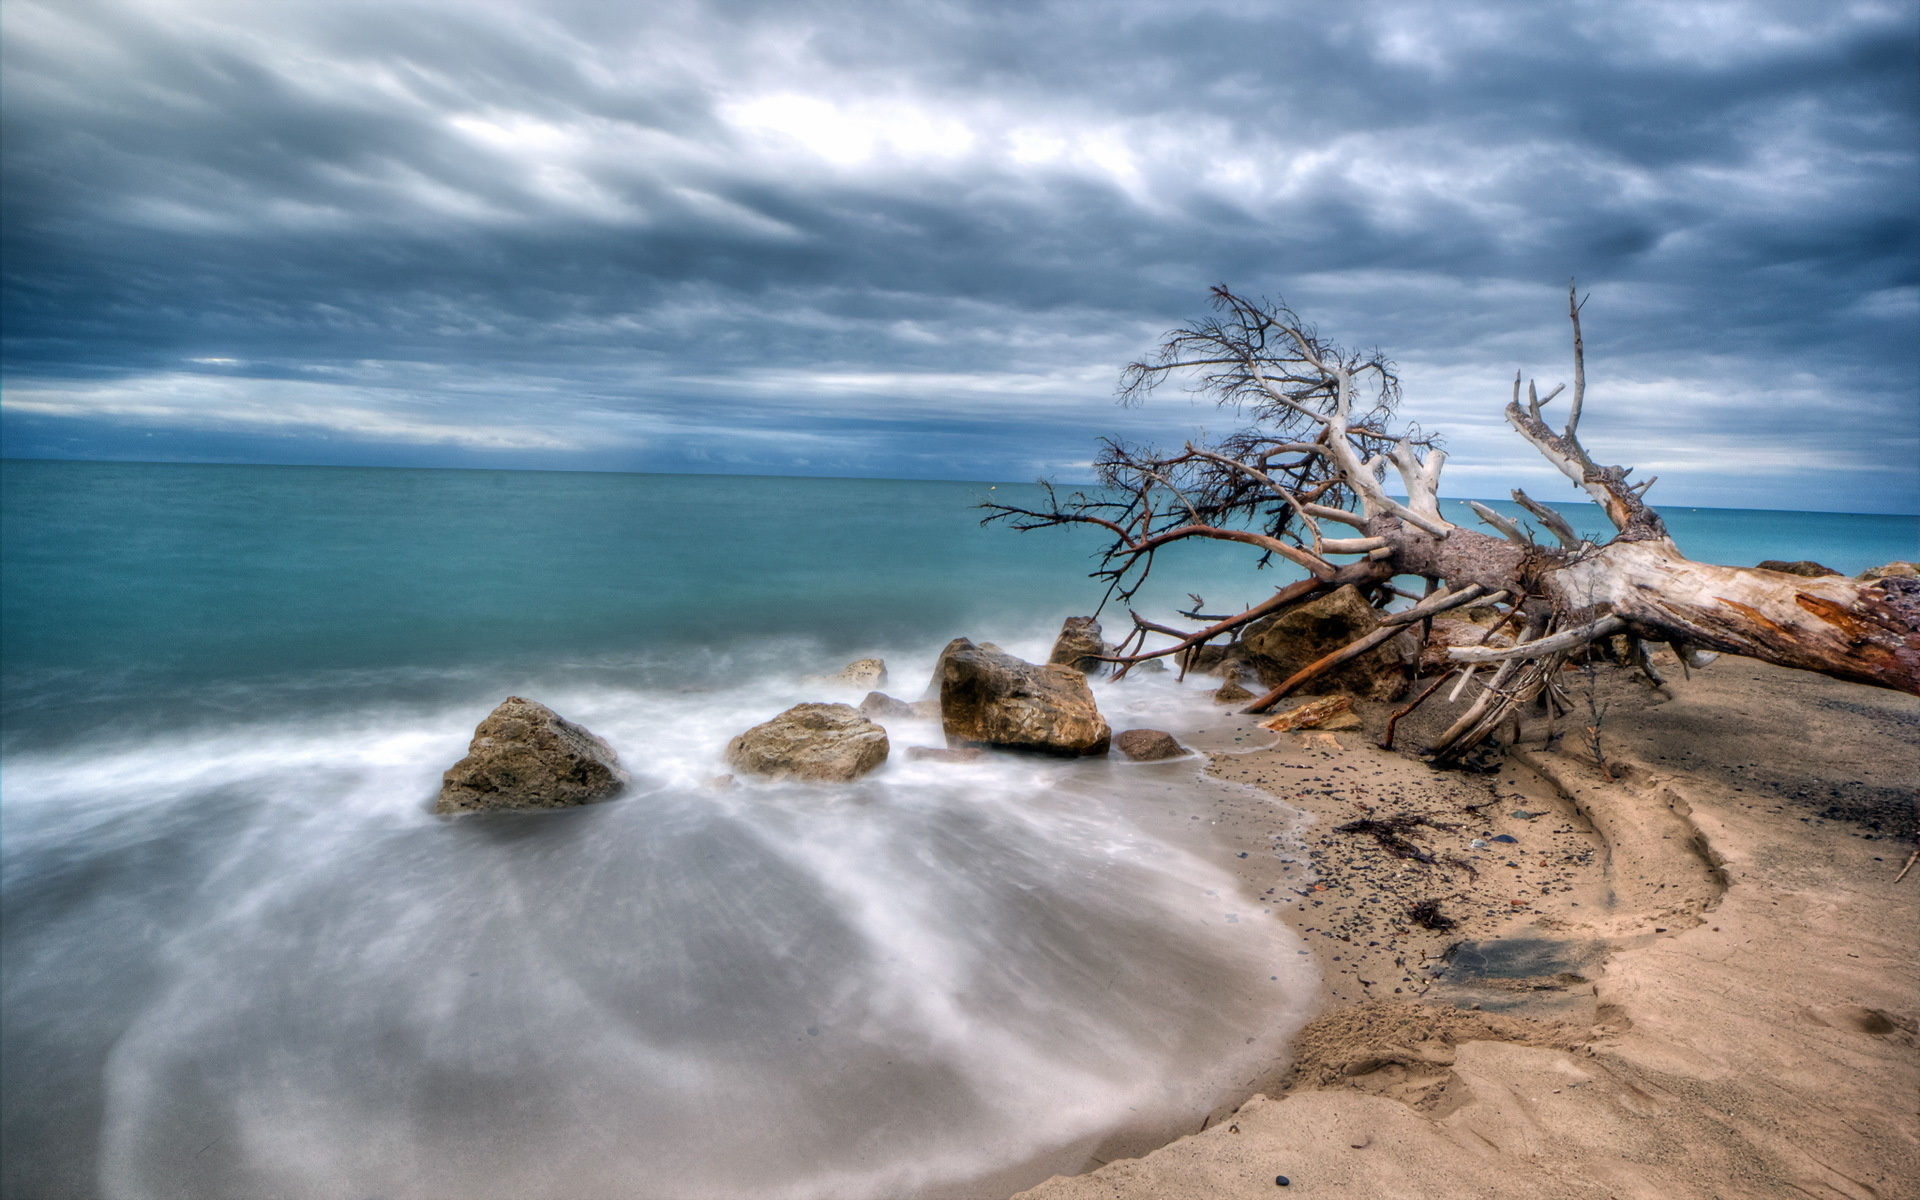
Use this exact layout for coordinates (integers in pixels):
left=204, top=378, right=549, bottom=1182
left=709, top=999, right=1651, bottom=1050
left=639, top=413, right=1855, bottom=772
left=3, top=461, right=1915, bottom=1198
left=1020, top=655, right=1918, bottom=1199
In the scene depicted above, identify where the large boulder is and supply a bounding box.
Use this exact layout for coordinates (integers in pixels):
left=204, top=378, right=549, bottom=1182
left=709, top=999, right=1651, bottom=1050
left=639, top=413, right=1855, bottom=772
left=921, top=637, right=1004, bottom=699
left=437, top=697, right=630, bottom=815
left=725, top=703, right=890, bottom=782
left=939, top=640, right=1111, bottom=756
left=1241, top=585, right=1409, bottom=701
left=1048, top=616, right=1112, bottom=675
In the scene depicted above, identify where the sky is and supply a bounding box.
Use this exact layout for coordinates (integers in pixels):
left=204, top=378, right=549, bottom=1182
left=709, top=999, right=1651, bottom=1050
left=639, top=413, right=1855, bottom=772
left=2, top=0, right=1915, bottom=512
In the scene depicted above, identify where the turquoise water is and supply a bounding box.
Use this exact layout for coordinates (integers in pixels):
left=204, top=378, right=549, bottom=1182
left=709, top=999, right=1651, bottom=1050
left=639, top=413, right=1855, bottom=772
left=5, top=461, right=1909, bottom=742
left=2, top=460, right=1912, bottom=1200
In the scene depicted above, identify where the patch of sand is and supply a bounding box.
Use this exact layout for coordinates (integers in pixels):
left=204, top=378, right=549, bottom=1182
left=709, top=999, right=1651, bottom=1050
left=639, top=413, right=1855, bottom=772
left=1019, top=659, right=1917, bottom=1199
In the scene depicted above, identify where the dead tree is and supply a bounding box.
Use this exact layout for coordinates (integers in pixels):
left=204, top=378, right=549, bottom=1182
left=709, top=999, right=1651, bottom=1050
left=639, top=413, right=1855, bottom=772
left=985, top=285, right=1920, bottom=762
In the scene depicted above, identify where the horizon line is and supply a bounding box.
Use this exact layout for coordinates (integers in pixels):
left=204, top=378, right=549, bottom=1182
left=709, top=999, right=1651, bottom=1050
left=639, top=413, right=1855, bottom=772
left=3, top=455, right=1916, bottom=521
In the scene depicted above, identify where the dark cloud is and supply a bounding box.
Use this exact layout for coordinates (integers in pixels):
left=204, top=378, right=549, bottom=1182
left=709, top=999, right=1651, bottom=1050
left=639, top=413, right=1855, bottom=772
left=3, top=0, right=1914, bottom=509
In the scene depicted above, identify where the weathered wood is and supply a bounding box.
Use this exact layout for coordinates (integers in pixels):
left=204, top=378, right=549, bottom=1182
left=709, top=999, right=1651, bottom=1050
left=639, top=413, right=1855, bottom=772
left=986, top=283, right=1920, bottom=768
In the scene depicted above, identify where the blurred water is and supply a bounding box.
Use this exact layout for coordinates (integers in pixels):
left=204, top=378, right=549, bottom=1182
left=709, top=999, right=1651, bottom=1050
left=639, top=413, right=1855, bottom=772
left=1, top=460, right=1910, bottom=1199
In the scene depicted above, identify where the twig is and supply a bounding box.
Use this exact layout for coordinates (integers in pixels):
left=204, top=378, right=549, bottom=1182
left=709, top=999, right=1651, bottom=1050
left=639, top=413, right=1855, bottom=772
left=1381, top=674, right=1452, bottom=750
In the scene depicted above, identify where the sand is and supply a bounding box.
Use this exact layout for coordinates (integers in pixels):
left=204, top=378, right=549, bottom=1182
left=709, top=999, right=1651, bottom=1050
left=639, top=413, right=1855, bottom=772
left=1018, top=656, right=1918, bottom=1200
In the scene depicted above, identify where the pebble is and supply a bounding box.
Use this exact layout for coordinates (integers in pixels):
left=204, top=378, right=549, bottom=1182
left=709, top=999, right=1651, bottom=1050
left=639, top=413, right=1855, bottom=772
left=1491, top=834, right=1518, bottom=844
left=1274, top=1176, right=1291, bottom=1187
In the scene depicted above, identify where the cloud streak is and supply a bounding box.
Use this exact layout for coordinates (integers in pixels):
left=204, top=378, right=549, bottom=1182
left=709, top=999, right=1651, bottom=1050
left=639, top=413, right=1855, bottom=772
left=2, top=0, right=1914, bottom=510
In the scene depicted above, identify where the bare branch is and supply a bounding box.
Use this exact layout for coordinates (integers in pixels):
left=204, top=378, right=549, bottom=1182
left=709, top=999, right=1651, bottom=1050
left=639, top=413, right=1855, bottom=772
left=1468, top=501, right=1531, bottom=547
left=1446, top=614, right=1627, bottom=663
left=1510, top=489, right=1581, bottom=550
left=1567, top=281, right=1587, bottom=436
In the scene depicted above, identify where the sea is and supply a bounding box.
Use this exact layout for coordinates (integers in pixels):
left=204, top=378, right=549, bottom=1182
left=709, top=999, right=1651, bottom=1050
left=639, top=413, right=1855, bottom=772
left=2, top=459, right=1913, bottom=1200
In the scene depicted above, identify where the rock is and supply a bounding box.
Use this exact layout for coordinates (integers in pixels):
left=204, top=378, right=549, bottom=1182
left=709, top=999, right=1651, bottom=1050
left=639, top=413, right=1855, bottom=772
left=1048, top=616, right=1112, bottom=675
left=725, top=703, right=890, bottom=782
left=1260, top=695, right=1360, bottom=732
left=1115, top=728, right=1186, bottom=761
left=1858, top=561, right=1919, bottom=582
left=806, top=658, right=888, bottom=689
left=1458, top=603, right=1507, bottom=627
left=905, top=745, right=984, bottom=763
left=1757, top=560, right=1841, bottom=578
left=1214, top=679, right=1254, bottom=703
left=938, top=639, right=1112, bottom=756
left=859, top=691, right=914, bottom=719
left=1180, top=642, right=1252, bottom=681
left=859, top=691, right=942, bottom=721
left=1241, top=585, right=1409, bottom=701
left=923, top=638, right=972, bottom=699
left=436, top=697, right=630, bottom=815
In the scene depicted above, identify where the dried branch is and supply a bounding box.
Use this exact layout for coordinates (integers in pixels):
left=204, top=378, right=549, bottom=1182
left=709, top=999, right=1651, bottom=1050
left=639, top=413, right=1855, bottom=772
left=1447, top=614, right=1627, bottom=664
left=1510, top=489, right=1582, bottom=550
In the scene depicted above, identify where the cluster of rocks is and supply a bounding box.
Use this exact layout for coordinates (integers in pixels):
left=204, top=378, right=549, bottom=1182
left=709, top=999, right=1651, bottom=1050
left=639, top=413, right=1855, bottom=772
left=453, top=567, right=1788, bottom=812
left=432, top=616, right=1204, bottom=813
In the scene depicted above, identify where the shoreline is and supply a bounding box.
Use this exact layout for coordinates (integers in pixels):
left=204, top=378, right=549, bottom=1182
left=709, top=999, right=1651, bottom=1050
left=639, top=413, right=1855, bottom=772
left=1020, top=656, right=1918, bottom=1198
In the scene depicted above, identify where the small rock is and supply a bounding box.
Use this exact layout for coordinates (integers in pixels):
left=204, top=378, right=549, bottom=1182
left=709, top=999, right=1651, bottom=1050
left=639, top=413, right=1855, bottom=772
left=1115, top=728, right=1186, bottom=761
left=905, top=745, right=983, bottom=763
left=1259, top=695, right=1356, bottom=732
left=1756, top=559, right=1841, bottom=578
left=859, top=691, right=918, bottom=719
left=1214, top=679, right=1255, bottom=704
left=1274, top=1177, right=1290, bottom=1188
left=806, top=658, right=888, bottom=689
left=706, top=774, right=735, bottom=789
left=437, top=697, right=629, bottom=815
left=1510, top=809, right=1543, bottom=819
left=725, top=703, right=889, bottom=782
left=1491, top=833, right=1518, bottom=844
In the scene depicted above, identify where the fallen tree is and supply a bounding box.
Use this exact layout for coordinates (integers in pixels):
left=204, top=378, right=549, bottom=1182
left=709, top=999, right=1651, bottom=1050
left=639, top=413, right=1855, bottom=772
left=986, top=285, right=1920, bottom=763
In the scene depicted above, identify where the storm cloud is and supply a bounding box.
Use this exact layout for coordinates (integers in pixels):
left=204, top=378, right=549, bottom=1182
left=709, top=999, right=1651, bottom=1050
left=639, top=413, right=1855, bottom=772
left=3, top=0, right=1914, bottom=510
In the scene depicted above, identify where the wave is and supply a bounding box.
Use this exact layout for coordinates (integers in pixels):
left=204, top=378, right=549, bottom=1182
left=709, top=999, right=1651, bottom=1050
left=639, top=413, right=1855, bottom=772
left=4, top=643, right=1317, bottom=1200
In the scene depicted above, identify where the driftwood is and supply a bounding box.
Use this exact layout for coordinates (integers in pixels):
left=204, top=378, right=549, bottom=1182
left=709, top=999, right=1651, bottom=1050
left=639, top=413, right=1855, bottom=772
left=986, top=284, right=1920, bottom=762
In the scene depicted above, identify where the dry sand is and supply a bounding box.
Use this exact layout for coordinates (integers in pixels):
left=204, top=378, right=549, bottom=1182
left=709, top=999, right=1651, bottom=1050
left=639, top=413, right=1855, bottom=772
left=1019, top=657, right=1918, bottom=1200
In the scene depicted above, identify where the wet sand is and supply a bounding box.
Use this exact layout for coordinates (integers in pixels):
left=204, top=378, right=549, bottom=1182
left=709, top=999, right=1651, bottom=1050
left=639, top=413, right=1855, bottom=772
left=1020, top=656, right=1918, bottom=1199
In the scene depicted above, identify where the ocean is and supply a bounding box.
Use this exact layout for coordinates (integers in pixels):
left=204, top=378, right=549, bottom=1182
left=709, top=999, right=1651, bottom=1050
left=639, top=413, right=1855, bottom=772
left=2, top=460, right=1913, bottom=1200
